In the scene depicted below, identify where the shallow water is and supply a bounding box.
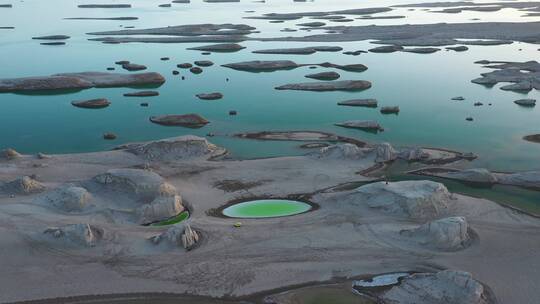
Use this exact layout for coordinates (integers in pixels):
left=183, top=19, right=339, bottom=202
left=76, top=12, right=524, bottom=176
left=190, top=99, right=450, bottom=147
left=222, top=199, right=312, bottom=218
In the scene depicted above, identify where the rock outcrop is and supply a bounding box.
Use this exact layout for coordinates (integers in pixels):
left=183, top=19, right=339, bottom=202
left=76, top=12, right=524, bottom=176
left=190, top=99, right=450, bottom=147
left=149, top=114, right=209, bottom=128
left=1, top=148, right=21, bottom=160
left=444, top=168, right=498, bottom=184
left=402, top=217, right=470, bottom=250
left=123, top=135, right=225, bottom=161
left=41, top=184, right=92, bottom=212
left=380, top=270, right=488, bottom=304
left=276, top=80, right=372, bottom=91
left=0, top=72, right=165, bottom=93
left=71, top=98, right=111, bottom=109
left=337, top=99, right=377, bottom=107
left=188, top=43, right=245, bottom=52
left=1, top=176, right=45, bottom=194
left=222, top=60, right=300, bottom=72
left=315, top=144, right=367, bottom=160
left=93, top=169, right=175, bottom=200
left=335, top=120, right=383, bottom=132
left=136, top=195, right=184, bottom=224
left=149, top=223, right=200, bottom=250
left=196, top=92, right=223, bottom=100
left=44, top=223, right=104, bottom=247
left=305, top=71, right=340, bottom=80
left=352, top=181, right=452, bottom=219
left=375, top=143, right=398, bottom=163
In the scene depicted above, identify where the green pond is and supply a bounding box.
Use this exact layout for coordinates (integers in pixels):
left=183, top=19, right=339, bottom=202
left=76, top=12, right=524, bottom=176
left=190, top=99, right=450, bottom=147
left=222, top=199, right=312, bottom=218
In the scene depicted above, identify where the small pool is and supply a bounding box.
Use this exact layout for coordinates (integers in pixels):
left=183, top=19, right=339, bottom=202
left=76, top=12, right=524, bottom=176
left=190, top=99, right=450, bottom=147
left=222, top=199, right=312, bottom=218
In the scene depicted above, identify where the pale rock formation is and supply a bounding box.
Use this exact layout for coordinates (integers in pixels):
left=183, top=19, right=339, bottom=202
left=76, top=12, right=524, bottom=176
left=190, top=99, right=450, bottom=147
left=402, top=217, right=470, bottom=250
left=42, top=184, right=92, bottom=212
left=44, top=223, right=104, bottom=247
left=149, top=223, right=200, bottom=250
left=93, top=169, right=176, bottom=200
left=444, top=168, right=498, bottom=184
left=1, top=148, right=21, bottom=160
left=136, top=195, right=184, bottom=224
left=375, top=142, right=397, bottom=163
left=398, top=147, right=430, bottom=161
left=315, top=143, right=366, bottom=160
left=1, top=176, right=45, bottom=194
left=352, top=181, right=451, bottom=219
left=124, top=135, right=225, bottom=161
left=381, top=270, right=488, bottom=304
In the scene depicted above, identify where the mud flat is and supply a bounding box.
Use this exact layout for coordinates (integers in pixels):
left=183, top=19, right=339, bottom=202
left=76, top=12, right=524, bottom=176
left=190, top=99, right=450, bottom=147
left=0, top=135, right=538, bottom=303
left=222, top=60, right=367, bottom=73
left=0, top=72, right=165, bottom=93
left=256, top=21, right=540, bottom=46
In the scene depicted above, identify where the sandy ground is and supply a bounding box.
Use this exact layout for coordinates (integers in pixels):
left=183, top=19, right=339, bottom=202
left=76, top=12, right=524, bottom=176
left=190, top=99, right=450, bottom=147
left=0, top=137, right=539, bottom=304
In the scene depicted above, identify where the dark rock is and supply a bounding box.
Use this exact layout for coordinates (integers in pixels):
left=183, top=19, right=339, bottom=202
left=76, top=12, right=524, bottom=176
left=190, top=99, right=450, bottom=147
left=190, top=67, right=203, bottom=74
left=305, top=71, right=340, bottom=80
left=71, top=98, right=111, bottom=109
left=103, top=133, right=117, bottom=140
left=369, top=45, right=404, bottom=53
left=177, top=63, right=193, bottom=68
left=196, top=92, right=223, bottom=100
left=123, top=91, right=159, bottom=97
left=32, top=35, right=70, bottom=40
left=122, top=63, right=147, bottom=71
left=150, top=114, right=209, bottom=128
left=194, top=60, right=214, bottom=67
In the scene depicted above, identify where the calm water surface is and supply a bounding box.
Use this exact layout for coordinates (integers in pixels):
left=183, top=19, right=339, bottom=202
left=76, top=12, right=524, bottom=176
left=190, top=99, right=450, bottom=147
left=0, top=0, right=539, bottom=172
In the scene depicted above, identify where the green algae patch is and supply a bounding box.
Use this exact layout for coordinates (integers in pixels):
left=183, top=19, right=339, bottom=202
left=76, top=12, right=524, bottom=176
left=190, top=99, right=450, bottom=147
left=222, top=199, right=312, bottom=218
left=151, top=211, right=190, bottom=226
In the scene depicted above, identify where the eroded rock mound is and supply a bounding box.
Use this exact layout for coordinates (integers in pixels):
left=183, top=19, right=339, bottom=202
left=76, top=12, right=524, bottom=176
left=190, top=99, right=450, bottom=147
left=402, top=217, right=471, bottom=250
left=444, top=168, right=498, bottom=184
left=1, top=176, right=45, bottom=194
left=315, top=144, right=367, bottom=160
left=41, top=184, right=92, bottom=212
left=0, top=72, right=165, bottom=92
left=93, top=169, right=175, bottom=200
left=149, top=223, right=200, bottom=250
left=352, top=181, right=451, bottom=219
left=44, top=223, right=104, bottom=247
left=124, top=135, right=225, bottom=161
left=381, top=270, right=488, bottom=304
left=150, top=114, right=209, bottom=128
left=1, top=148, right=21, bottom=160
left=375, top=143, right=397, bottom=163
left=276, top=80, right=372, bottom=91
left=137, top=195, right=184, bottom=224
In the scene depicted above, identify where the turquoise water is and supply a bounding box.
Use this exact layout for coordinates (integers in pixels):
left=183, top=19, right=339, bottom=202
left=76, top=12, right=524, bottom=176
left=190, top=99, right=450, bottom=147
left=1, top=0, right=540, bottom=171
left=222, top=199, right=312, bottom=218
